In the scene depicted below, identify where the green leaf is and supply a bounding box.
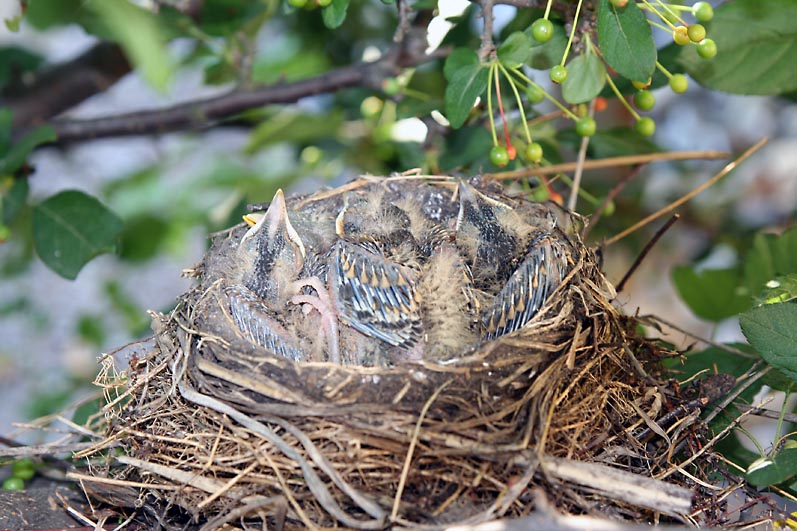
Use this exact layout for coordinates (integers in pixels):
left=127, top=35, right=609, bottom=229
left=32, top=191, right=123, bottom=280
left=740, top=303, right=797, bottom=382
left=744, top=227, right=797, bottom=297
left=561, top=53, right=607, bottom=104
left=444, top=64, right=489, bottom=129
left=1, top=178, right=29, bottom=225
left=444, top=48, right=479, bottom=81
left=678, top=0, right=797, bottom=95
left=755, top=274, right=797, bottom=306
left=0, top=125, right=57, bottom=175
left=747, top=448, right=797, bottom=487
left=439, top=126, right=493, bottom=171
left=498, top=31, right=531, bottom=69
left=672, top=266, right=752, bottom=321
left=24, top=0, right=86, bottom=28
left=526, top=22, right=567, bottom=70
left=322, top=0, right=349, bottom=29
left=85, top=0, right=172, bottom=91
left=0, top=46, right=44, bottom=85
left=597, top=0, right=656, bottom=82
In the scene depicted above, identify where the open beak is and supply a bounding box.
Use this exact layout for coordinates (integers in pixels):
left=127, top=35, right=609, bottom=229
left=241, top=189, right=306, bottom=259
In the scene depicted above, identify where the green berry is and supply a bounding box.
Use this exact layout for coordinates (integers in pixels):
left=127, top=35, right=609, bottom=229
left=288, top=0, right=307, bottom=8
left=12, top=459, right=35, bottom=481
left=692, top=1, right=714, bottom=22
left=526, top=85, right=544, bottom=104
left=575, top=116, right=596, bottom=137
left=610, top=0, right=628, bottom=6
left=549, top=65, right=568, bottom=84
left=673, top=26, right=690, bottom=46
left=532, top=187, right=550, bottom=202
left=697, top=38, right=717, bottom=59
left=524, top=142, right=543, bottom=163
left=2, top=477, right=24, bottom=491
left=687, top=23, right=706, bottom=43
left=489, top=145, right=510, bottom=168
left=635, top=116, right=656, bottom=137
left=382, top=78, right=400, bottom=96
left=669, top=73, right=689, bottom=94
left=530, top=18, right=554, bottom=44
left=602, top=199, right=616, bottom=217
left=316, top=0, right=332, bottom=5
left=633, top=90, right=656, bottom=111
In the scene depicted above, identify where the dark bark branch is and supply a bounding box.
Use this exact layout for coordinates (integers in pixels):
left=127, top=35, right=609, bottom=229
left=2, top=42, right=131, bottom=130
left=40, top=54, right=415, bottom=144
left=47, top=62, right=373, bottom=143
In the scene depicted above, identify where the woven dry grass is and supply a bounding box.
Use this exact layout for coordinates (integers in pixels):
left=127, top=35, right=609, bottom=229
left=69, top=177, right=723, bottom=530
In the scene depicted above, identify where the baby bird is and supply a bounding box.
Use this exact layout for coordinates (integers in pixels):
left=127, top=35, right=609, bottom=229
left=225, top=189, right=307, bottom=361
left=453, top=181, right=575, bottom=340
left=207, top=177, right=579, bottom=365
left=326, top=194, right=425, bottom=363
left=480, top=232, right=574, bottom=339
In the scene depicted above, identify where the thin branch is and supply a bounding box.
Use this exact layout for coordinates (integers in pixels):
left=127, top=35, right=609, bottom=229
left=615, top=214, right=680, bottom=293
left=2, top=43, right=131, bottom=130
left=39, top=53, right=425, bottom=144
left=567, top=100, right=595, bottom=211
left=605, top=137, right=767, bottom=245
left=483, top=149, right=730, bottom=181
left=479, top=0, right=496, bottom=60
left=582, top=165, right=644, bottom=240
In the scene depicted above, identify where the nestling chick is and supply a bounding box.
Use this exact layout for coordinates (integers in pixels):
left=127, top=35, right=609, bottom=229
left=225, top=189, right=308, bottom=359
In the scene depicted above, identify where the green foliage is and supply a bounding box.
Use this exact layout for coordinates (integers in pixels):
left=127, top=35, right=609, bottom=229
left=740, top=303, right=797, bottom=382
left=561, top=53, right=607, bottom=104
left=596, top=0, right=656, bottom=82
left=497, top=31, right=531, bottom=68
left=444, top=64, right=489, bottom=129
left=678, top=0, right=797, bottom=95
left=747, top=449, right=797, bottom=487
left=32, top=191, right=123, bottom=280
left=321, top=0, right=350, bottom=29
left=672, top=266, right=752, bottom=321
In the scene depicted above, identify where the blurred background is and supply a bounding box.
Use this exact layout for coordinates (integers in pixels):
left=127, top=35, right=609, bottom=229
left=0, top=0, right=795, bottom=438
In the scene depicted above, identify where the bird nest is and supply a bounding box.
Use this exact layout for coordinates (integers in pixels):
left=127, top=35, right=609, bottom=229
left=74, top=176, right=717, bottom=530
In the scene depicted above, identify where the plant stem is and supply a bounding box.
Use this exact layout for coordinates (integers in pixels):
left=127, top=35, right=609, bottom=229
left=493, top=65, right=512, bottom=148
left=498, top=63, right=532, bottom=143
left=487, top=63, right=498, bottom=145
left=509, top=67, right=578, bottom=120
left=605, top=73, right=641, bottom=120
left=560, top=0, right=584, bottom=66
left=656, top=60, right=674, bottom=78
left=543, top=0, right=553, bottom=20
left=638, top=0, right=678, bottom=30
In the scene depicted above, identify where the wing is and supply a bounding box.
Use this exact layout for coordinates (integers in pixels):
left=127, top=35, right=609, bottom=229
left=482, top=233, right=573, bottom=340
left=329, top=240, right=422, bottom=348
left=224, top=284, right=305, bottom=361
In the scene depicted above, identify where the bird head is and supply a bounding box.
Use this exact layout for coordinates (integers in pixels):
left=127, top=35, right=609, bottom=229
left=238, top=189, right=306, bottom=304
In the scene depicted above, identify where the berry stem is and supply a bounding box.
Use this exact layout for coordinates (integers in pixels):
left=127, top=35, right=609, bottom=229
left=653, top=0, right=686, bottom=25
left=498, top=63, right=532, bottom=144
left=560, top=0, right=584, bottom=67
left=493, top=65, right=513, bottom=150
left=542, top=0, right=553, bottom=20
left=646, top=19, right=672, bottom=33
left=486, top=63, right=499, bottom=145
left=558, top=172, right=601, bottom=205
left=605, top=73, right=641, bottom=120
left=508, top=67, right=579, bottom=120
left=637, top=0, right=678, bottom=30
left=655, top=60, right=674, bottom=79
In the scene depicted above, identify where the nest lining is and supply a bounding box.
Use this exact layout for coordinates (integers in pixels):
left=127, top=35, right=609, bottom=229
left=73, top=177, right=709, bottom=530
